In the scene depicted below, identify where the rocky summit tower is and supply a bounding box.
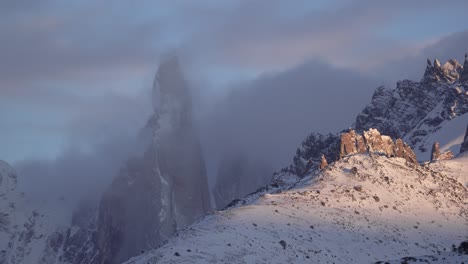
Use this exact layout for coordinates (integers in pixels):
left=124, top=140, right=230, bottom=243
left=96, top=57, right=211, bottom=264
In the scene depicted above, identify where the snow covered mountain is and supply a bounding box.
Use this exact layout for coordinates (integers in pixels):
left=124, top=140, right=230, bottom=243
left=354, top=55, right=468, bottom=160
left=287, top=55, right=468, bottom=177
left=122, top=56, right=468, bottom=264
left=125, top=152, right=468, bottom=263
left=1, top=54, right=467, bottom=264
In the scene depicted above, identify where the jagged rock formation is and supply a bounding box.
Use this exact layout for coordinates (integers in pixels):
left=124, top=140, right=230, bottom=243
left=94, top=57, right=211, bottom=263
left=354, top=55, right=468, bottom=158
left=460, top=123, right=468, bottom=154
left=284, top=128, right=418, bottom=179
left=423, top=58, right=463, bottom=83
left=339, top=129, right=418, bottom=165
left=430, top=141, right=441, bottom=161
left=319, top=155, right=328, bottom=170
left=430, top=141, right=454, bottom=161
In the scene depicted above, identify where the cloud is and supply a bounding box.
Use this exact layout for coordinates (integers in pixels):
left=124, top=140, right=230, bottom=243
left=15, top=135, right=142, bottom=213
left=197, top=58, right=378, bottom=181
left=2, top=0, right=468, bottom=212
left=0, top=1, right=161, bottom=91
left=372, top=30, right=468, bottom=84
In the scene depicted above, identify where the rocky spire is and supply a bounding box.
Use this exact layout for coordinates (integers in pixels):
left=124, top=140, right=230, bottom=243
left=430, top=142, right=440, bottom=161
left=96, top=56, right=211, bottom=264
left=319, top=155, right=328, bottom=170
left=423, top=56, right=463, bottom=83
left=430, top=141, right=454, bottom=161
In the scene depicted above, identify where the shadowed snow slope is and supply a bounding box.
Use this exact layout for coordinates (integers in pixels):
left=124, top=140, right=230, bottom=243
left=125, top=154, right=467, bottom=264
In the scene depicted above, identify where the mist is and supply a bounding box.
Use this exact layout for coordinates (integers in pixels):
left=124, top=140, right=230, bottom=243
left=10, top=29, right=468, bottom=211
left=2, top=0, right=468, bottom=215
left=196, top=59, right=378, bottom=184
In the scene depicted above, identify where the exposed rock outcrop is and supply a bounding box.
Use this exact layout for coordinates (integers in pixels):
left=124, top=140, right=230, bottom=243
left=95, top=57, right=211, bottom=263
left=430, top=141, right=440, bottom=161
left=284, top=128, right=419, bottom=179
left=423, top=58, right=463, bottom=83
left=430, top=141, right=454, bottom=161
left=340, top=129, right=418, bottom=165
left=438, top=151, right=454, bottom=161
left=319, top=155, right=328, bottom=170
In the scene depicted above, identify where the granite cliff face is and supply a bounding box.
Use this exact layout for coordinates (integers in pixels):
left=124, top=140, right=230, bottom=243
left=95, top=57, right=211, bottom=263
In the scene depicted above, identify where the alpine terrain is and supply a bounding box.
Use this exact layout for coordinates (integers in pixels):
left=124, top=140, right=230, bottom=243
left=0, top=55, right=467, bottom=264
left=124, top=55, right=468, bottom=263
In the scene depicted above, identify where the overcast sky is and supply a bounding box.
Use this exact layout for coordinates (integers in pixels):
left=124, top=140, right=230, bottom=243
left=1, top=0, right=468, bottom=164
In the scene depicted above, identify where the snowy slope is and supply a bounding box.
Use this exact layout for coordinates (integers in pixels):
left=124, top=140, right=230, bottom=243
left=405, top=113, right=468, bottom=161
left=0, top=160, right=70, bottom=264
left=125, top=154, right=468, bottom=264
left=429, top=153, right=468, bottom=187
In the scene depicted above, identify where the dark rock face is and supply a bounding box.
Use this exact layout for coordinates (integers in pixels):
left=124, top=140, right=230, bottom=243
left=289, top=133, right=340, bottom=176
left=354, top=56, right=468, bottom=157
left=393, top=139, right=418, bottom=165
left=430, top=142, right=440, bottom=161
left=459, top=123, right=468, bottom=154
left=95, top=57, right=211, bottom=264
left=59, top=202, right=100, bottom=264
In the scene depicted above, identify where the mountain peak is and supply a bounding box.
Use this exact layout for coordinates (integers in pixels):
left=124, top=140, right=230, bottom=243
left=423, top=56, right=464, bottom=83
left=152, top=56, right=191, bottom=115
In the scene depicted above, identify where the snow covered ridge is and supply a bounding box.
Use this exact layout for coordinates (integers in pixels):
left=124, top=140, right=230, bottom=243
left=125, top=154, right=468, bottom=264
